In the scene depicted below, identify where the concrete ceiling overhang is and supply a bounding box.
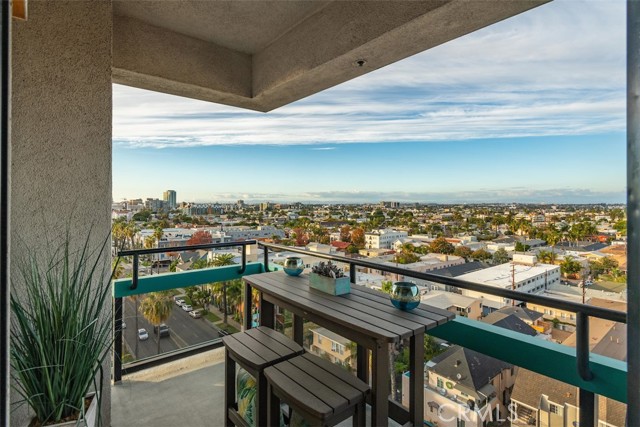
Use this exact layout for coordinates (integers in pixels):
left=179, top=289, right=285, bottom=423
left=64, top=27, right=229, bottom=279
left=112, top=0, right=549, bottom=112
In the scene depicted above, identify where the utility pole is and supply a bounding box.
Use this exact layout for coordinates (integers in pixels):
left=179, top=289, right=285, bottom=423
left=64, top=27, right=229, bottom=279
left=511, top=262, right=516, bottom=307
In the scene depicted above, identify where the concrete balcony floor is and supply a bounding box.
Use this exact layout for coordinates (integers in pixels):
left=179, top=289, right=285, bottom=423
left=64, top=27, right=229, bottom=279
left=112, top=347, right=402, bottom=427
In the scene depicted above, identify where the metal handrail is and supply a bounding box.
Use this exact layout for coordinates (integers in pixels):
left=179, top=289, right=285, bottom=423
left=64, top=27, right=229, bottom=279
left=117, top=240, right=257, bottom=290
left=259, top=240, right=629, bottom=425
left=113, top=240, right=257, bottom=382
left=258, top=242, right=627, bottom=324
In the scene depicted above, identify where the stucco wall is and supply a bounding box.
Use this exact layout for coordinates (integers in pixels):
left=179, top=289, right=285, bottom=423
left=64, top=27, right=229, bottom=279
left=10, top=1, right=112, bottom=425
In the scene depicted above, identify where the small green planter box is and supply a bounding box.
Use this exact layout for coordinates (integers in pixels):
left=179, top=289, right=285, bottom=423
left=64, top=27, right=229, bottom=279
left=309, top=273, right=351, bottom=295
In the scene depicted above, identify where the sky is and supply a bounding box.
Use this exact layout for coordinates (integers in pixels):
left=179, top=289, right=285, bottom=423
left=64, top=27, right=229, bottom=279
left=113, top=0, right=626, bottom=205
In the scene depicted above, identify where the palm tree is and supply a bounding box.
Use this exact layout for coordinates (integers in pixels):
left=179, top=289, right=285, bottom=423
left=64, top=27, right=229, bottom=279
left=153, top=227, right=163, bottom=274
left=545, top=228, right=560, bottom=261
left=211, top=253, right=237, bottom=324
left=129, top=294, right=140, bottom=358
left=124, top=222, right=138, bottom=249
left=225, top=279, right=244, bottom=322
left=139, top=291, right=174, bottom=355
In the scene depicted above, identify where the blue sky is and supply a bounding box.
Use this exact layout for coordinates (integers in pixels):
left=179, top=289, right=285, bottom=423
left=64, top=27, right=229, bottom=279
left=113, top=0, right=626, bottom=204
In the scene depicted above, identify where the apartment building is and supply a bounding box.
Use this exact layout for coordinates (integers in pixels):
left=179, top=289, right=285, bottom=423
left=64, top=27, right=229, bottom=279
left=365, top=229, right=408, bottom=249
left=309, top=327, right=353, bottom=370
left=457, top=259, right=560, bottom=309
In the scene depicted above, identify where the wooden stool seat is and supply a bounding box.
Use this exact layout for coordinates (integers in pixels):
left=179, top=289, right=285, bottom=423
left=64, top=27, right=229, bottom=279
left=223, top=327, right=304, bottom=427
left=264, top=353, right=370, bottom=427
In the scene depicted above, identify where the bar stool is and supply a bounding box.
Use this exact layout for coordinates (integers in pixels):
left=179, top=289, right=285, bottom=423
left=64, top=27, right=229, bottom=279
left=264, top=353, right=370, bottom=427
left=223, top=327, right=304, bottom=427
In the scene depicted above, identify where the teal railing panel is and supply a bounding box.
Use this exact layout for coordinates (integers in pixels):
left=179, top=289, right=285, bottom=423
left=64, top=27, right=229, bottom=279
left=429, top=316, right=627, bottom=403
left=112, top=262, right=275, bottom=298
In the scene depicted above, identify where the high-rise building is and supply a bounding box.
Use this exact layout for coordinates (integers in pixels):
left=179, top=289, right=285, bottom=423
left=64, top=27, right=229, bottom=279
left=163, top=190, right=177, bottom=209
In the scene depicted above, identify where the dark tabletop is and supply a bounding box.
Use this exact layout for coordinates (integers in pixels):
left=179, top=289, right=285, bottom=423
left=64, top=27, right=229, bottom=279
left=244, top=271, right=455, bottom=343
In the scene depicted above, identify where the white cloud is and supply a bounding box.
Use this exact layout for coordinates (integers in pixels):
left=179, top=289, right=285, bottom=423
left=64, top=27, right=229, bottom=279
left=113, top=0, right=625, bottom=149
left=188, top=188, right=624, bottom=204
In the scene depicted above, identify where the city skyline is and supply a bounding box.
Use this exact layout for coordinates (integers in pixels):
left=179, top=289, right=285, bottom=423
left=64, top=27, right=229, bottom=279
left=113, top=0, right=626, bottom=204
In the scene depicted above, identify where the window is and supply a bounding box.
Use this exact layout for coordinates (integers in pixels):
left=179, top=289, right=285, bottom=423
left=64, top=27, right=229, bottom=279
left=437, top=378, right=443, bottom=388
left=317, top=335, right=322, bottom=344
left=549, top=404, right=559, bottom=414
left=457, top=419, right=466, bottom=427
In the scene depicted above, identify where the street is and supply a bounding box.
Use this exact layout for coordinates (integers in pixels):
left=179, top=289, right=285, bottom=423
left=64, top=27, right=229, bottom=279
left=122, top=297, right=221, bottom=360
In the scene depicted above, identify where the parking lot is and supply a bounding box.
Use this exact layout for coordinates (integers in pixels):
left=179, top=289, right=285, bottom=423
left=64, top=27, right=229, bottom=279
left=122, top=297, right=222, bottom=360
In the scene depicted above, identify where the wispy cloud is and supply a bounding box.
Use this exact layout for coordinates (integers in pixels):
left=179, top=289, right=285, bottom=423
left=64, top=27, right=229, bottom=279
left=113, top=1, right=625, bottom=149
left=190, top=188, right=625, bottom=205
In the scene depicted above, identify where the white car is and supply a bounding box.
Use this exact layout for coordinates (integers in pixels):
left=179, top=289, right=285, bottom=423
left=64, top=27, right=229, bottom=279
left=189, top=309, right=202, bottom=319
left=138, top=328, right=149, bottom=341
left=175, top=298, right=184, bottom=306
left=181, top=304, right=193, bottom=312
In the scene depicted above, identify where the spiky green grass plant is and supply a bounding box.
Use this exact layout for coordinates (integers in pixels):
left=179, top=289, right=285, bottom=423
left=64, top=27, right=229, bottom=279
left=10, top=234, right=115, bottom=426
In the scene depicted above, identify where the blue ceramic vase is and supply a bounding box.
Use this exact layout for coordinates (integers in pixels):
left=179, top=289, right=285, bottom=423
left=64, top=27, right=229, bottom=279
left=390, top=282, right=421, bottom=311
left=283, top=256, right=304, bottom=276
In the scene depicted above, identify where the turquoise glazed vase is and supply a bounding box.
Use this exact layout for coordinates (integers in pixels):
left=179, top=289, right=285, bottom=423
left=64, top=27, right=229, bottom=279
left=390, top=282, right=421, bottom=311
left=283, top=256, right=304, bottom=276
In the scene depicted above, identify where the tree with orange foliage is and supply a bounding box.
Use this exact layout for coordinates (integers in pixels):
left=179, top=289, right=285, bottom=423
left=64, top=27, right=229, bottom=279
left=292, top=227, right=309, bottom=246
left=187, top=230, right=213, bottom=245
left=351, top=227, right=365, bottom=248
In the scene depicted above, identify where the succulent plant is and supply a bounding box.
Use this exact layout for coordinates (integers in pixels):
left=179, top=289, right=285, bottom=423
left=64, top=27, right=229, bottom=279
left=311, top=261, right=345, bottom=279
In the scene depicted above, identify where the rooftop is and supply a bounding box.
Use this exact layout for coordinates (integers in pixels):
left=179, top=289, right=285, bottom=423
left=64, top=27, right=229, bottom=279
left=457, top=262, right=559, bottom=289
left=421, top=290, right=478, bottom=309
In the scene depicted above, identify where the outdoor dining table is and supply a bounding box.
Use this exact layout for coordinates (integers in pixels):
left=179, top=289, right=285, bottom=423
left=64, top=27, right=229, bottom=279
left=242, top=271, right=455, bottom=426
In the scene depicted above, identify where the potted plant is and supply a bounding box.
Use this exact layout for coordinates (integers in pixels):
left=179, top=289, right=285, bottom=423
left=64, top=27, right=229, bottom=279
left=10, top=233, right=115, bottom=426
left=309, top=261, right=350, bottom=295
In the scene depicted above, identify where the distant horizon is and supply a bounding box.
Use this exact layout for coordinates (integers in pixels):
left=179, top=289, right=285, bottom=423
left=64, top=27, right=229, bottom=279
left=115, top=192, right=626, bottom=206
left=113, top=1, right=626, bottom=205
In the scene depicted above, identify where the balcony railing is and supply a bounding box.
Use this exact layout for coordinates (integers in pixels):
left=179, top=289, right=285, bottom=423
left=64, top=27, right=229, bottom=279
left=112, top=241, right=628, bottom=427
left=112, top=241, right=268, bottom=380
left=259, top=242, right=628, bottom=427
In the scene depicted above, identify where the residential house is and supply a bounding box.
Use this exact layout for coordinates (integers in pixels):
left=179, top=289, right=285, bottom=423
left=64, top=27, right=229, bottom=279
left=421, top=291, right=483, bottom=320
left=402, top=345, right=515, bottom=427
left=511, top=369, right=626, bottom=427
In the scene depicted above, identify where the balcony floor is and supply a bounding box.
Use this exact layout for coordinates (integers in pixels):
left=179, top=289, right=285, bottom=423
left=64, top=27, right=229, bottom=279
left=112, top=347, right=403, bottom=427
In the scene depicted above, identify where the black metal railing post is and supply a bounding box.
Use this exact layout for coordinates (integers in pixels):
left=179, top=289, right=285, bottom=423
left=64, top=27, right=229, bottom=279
left=113, top=297, right=123, bottom=383
left=239, top=244, right=247, bottom=274
left=627, top=1, right=640, bottom=424
left=131, top=254, right=139, bottom=290
left=263, top=246, right=270, bottom=272
left=577, top=312, right=595, bottom=426
left=349, top=262, right=356, bottom=284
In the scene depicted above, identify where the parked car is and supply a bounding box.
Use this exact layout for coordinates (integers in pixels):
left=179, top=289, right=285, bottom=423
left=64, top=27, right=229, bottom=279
left=182, top=304, right=193, bottom=312
left=153, top=323, right=170, bottom=338
left=189, top=310, right=202, bottom=319
left=175, top=298, right=184, bottom=306
left=138, top=328, right=149, bottom=341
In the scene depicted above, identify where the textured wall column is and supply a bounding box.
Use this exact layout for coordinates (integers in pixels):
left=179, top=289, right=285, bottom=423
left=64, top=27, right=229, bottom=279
left=10, top=1, right=112, bottom=425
